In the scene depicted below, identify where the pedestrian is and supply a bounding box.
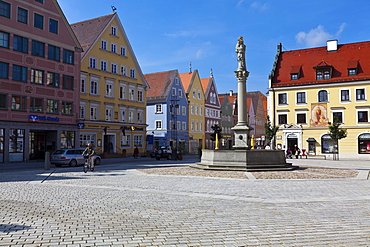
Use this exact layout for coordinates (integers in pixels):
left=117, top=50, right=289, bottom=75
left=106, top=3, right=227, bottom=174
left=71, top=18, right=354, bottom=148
left=286, top=149, right=293, bottom=159
left=293, top=144, right=300, bottom=159
left=134, top=146, right=139, bottom=159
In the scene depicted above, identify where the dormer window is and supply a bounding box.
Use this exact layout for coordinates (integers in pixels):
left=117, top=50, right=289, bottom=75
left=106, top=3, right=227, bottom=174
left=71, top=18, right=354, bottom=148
left=291, top=73, right=298, bottom=80
left=348, top=68, right=357, bottom=76
left=314, top=60, right=332, bottom=80
left=290, top=66, right=301, bottom=80
left=347, top=60, right=358, bottom=76
left=316, top=70, right=331, bottom=80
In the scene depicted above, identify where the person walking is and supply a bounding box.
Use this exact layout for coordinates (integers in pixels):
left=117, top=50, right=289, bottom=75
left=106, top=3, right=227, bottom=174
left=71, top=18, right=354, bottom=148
left=134, top=146, right=139, bottom=159
left=293, top=144, right=300, bottom=159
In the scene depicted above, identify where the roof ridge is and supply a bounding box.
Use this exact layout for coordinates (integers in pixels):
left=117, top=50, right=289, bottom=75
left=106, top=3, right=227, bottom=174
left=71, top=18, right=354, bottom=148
left=71, top=13, right=115, bottom=25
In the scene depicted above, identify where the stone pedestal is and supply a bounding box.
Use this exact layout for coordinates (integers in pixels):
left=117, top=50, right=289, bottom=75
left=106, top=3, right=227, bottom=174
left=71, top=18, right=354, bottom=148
left=194, top=149, right=298, bottom=171
left=232, top=124, right=250, bottom=149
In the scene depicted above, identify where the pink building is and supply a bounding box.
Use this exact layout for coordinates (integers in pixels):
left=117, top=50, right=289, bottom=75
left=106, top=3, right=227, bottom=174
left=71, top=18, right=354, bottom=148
left=0, top=0, right=82, bottom=162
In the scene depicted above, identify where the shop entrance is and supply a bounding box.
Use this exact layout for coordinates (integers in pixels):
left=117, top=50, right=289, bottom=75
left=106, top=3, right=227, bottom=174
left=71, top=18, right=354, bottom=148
left=103, top=134, right=115, bottom=153
left=287, top=133, right=298, bottom=151
left=30, top=132, right=46, bottom=160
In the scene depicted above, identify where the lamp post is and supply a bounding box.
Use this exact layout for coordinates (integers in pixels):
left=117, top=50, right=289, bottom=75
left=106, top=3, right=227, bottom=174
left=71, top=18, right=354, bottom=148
left=170, top=95, right=179, bottom=160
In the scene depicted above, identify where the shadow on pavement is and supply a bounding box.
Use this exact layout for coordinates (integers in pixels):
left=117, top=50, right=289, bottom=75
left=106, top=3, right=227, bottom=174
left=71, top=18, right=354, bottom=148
left=0, top=155, right=201, bottom=183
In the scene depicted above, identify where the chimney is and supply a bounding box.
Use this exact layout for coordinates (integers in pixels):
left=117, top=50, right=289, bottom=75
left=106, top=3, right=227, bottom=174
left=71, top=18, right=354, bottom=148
left=327, top=40, right=338, bottom=52
left=229, top=90, right=233, bottom=96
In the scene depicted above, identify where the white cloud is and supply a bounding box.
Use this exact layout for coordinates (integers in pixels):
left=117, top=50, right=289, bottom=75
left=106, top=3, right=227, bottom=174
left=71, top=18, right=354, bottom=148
left=295, top=23, right=347, bottom=47
left=237, top=0, right=246, bottom=7
left=250, top=1, right=269, bottom=11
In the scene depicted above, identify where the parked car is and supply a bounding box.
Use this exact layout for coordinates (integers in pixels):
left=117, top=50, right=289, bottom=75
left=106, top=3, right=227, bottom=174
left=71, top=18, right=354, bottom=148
left=153, top=146, right=175, bottom=160
left=50, top=149, right=101, bottom=167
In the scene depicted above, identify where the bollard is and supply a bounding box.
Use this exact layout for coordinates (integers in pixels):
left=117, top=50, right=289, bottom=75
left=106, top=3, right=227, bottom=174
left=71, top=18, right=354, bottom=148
left=44, top=151, right=51, bottom=170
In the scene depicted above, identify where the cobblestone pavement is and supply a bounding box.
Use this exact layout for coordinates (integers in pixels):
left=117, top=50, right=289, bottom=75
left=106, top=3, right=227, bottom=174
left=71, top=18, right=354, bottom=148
left=1, top=157, right=370, bottom=246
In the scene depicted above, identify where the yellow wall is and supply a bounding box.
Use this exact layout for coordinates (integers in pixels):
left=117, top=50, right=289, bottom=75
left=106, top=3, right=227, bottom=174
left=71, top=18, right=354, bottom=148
left=272, top=82, right=370, bottom=159
left=79, top=15, right=147, bottom=156
left=187, top=71, right=205, bottom=153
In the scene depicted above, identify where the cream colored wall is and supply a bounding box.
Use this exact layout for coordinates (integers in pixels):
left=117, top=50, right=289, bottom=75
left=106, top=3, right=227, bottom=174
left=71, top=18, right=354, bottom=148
left=79, top=16, right=147, bottom=155
left=272, top=81, right=370, bottom=159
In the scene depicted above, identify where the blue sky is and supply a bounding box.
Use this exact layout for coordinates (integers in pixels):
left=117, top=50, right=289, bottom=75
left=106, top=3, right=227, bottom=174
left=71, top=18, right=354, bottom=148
left=58, top=0, right=370, bottom=95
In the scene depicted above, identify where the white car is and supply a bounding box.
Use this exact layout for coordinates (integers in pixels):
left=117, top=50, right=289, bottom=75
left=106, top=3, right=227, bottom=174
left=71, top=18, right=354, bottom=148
left=51, top=149, right=101, bottom=167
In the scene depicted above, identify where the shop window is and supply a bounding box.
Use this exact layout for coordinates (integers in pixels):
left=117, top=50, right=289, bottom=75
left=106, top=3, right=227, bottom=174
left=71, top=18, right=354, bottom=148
left=61, top=131, right=75, bottom=149
left=9, top=129, right=25, bottom=162
left=358, top=133, right=370, bottom=154
left=321, top=134, right=337, bottom=154
left=80, top=134, right=95, bottom=147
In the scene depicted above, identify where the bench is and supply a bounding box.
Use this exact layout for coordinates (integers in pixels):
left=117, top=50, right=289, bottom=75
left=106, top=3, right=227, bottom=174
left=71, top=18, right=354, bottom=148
left=304, top=154, right=326, bottom=160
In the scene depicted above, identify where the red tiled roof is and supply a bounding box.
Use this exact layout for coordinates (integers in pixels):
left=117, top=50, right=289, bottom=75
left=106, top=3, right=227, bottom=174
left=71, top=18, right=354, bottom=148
left=200, top=78, right=210, bottom=94
left=179, top=72, right=194, bottom=93
left=144, top=70, right=177, bottom=98
left=70, top=14, right=115, bottom=58
left=271, top=41, right=370, bottom=87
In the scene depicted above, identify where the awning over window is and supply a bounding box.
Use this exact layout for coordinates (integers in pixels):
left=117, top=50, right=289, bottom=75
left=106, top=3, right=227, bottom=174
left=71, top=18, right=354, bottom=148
left=306, top=138, right=316, bottom=142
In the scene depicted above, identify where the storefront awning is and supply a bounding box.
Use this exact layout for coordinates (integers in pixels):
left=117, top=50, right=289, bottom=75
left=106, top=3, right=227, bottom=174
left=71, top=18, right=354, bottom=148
left=306, top=138, right=316, bottom=142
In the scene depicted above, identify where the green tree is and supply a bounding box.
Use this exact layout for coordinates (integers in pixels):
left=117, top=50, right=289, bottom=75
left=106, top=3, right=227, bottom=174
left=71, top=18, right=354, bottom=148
left=210, top=124, right=223, bottom=142
left=264, top=116, right=279, bottom=149
left=328, top=117, right=347, bottom=160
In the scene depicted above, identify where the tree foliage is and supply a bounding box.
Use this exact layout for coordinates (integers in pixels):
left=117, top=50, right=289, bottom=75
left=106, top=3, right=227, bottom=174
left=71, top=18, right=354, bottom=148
left=264, top=116, right=279, bottom=141
left=328, top=116, right=347, bottom=160
left=328, top=117, right=347, bottom=140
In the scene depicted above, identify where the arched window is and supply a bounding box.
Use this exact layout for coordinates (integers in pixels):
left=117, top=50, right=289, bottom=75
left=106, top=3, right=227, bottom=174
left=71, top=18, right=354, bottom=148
left=318, top=90, right=328, bottom=102
left=321, top=134, right=337, bottom=153
left=358, top=133, right=370, bottom=154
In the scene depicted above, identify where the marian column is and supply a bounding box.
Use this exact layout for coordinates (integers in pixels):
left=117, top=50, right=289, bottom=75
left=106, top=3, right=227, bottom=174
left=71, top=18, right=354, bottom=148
left=232, top=37, right=250, bottom=149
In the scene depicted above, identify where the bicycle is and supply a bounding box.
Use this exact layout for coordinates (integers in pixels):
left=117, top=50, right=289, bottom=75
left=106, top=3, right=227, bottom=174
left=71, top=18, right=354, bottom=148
left=83, top=155, right=94, bottom=173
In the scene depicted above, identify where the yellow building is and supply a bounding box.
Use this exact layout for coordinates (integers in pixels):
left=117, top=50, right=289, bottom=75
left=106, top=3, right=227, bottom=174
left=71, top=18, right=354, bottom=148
left=180, top=70, right=205, bottom=154
left=269, top=40, right=370, bottom=159
left=71, top=13, right=148, bottom=156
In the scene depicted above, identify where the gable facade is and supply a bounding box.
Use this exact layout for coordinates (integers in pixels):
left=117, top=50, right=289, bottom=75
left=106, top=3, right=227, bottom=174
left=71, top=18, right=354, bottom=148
left=201, top=75, right=221, bottom=149
left=180, top=70, right=205, bottom=154
left=144, top=70, right=188, bottom=153
left=71, top=13, right=148, bottom=157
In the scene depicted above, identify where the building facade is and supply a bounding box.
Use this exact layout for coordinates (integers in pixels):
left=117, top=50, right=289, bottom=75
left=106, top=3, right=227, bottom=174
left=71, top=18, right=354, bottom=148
left=201, top=73, right=221, bottom=149
left=219, top=94, right=235, bottom=149
left=0, top=0, right=82, bottom=163
left=71, top=13, right=148, bottom=157
left=144, top=70, right=188, bottom=153
left=269, top=40, right=370, bottom=159
left=179, top=70, right=205, bottom=154
left=247, top=91, right=267, bottom=147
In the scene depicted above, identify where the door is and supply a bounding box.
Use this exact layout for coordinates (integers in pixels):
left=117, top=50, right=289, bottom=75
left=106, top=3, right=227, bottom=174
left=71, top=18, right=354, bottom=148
left=29, top=132, right=46, bottom=159
left=287, top=138, right=298, bottom=152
